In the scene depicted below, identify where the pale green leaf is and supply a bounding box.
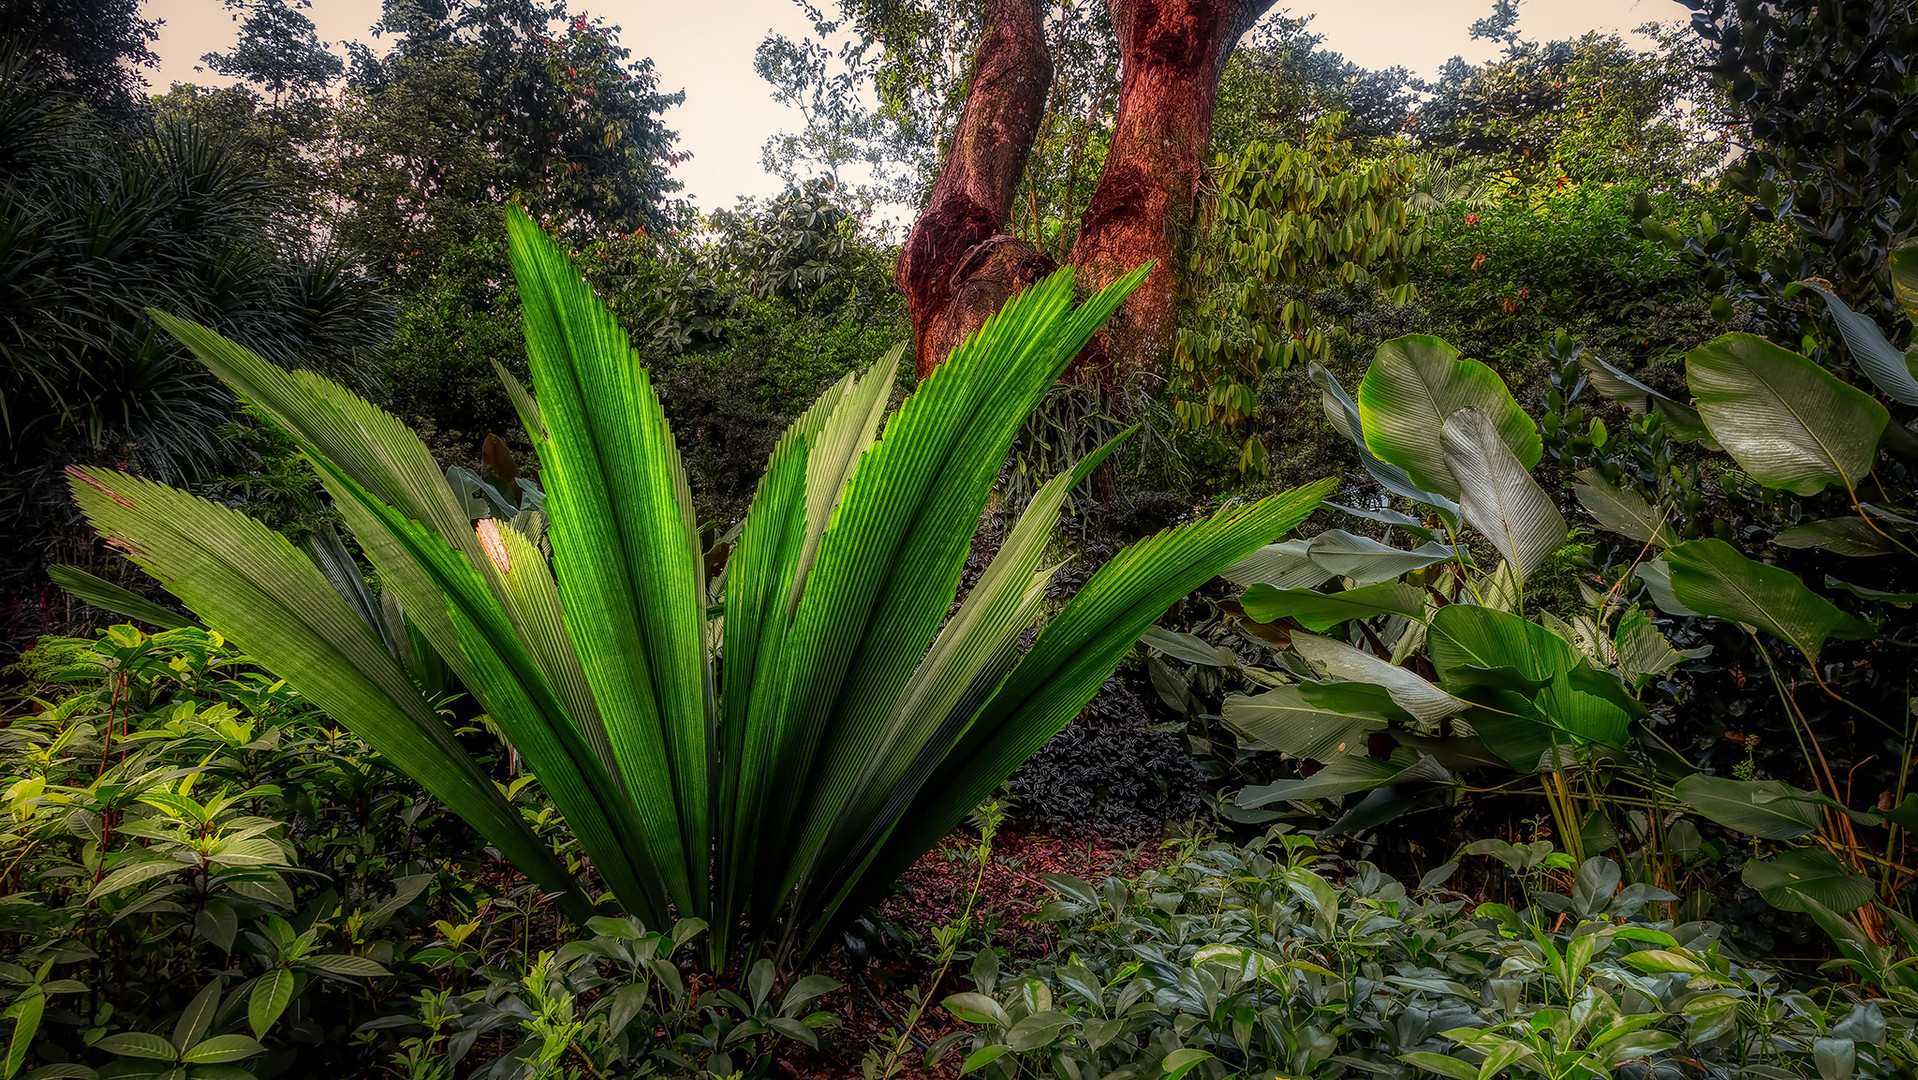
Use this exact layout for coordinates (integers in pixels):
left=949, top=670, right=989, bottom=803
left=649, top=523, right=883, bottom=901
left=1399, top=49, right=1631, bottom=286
left=1443, top=407, right=1565, bottom=580
left=1685, top=333, right=1888, bottom=495
left=1358, top=335, right=1540, bottom=498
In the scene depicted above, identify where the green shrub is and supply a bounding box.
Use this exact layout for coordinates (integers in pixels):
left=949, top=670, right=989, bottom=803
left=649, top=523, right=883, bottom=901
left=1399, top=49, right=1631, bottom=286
left=1, top=625, right=441, bottom=1076
left=936, top=831, right=1913, bottom=1079
left=0, top=624, right=841, bottom=1078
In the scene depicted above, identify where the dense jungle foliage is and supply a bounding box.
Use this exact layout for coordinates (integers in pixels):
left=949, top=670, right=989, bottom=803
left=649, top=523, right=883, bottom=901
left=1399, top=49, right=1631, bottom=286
left=3, top=0, right=1916, bottom=1077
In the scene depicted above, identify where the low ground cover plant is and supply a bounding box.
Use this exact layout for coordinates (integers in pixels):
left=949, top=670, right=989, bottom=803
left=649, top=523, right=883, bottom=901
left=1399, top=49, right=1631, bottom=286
left=937, top=830, right=1914, bottom=1080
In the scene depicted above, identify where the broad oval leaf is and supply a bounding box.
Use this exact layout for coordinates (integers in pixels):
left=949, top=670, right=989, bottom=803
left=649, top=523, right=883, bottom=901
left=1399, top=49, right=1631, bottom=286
left=1240, top=581, right=1424, bottom=632
left=1304, top=530, right=1456, bottom=586
left=1222, top=539, right=1332, bottom=590
left=1685, top=333, right=1888, bottom=495
left=943, top=991, right=1009, bottom=1027
left=1291, top=632, right=1465, bottom=723
left=1666, top=539, right=1870, bottom=661
left=1672, top=774, right=1823, bottom=839
left=248, top=969, right=294, bottom=1039
left=91, top=1032, right=176, bottom=1061
left=1442, top=408, right=1566, bottom=580
left=1891, top=240, right=1918, bottom=317
left=1311, top=360, right=1461, bottom=521
left=181, top=1035, right=266, bottom=1065
left=1634, top=560, right=1699, bottom=617
left=1741, top=849, right=1874, bottom=913
left=1571, top=469, right=1676, bottom=547
left=1427, top=602, right=1577, bottom=686
left=1139, top=626, right=1237, bottom=667
left=1237, top=752, right=1413, bottom=808
left=1774, top=518, right=1897, bottom=557
left=1357, top=335, right=1540, bottom=498
left=1223, top=685, right=1385, bottom=762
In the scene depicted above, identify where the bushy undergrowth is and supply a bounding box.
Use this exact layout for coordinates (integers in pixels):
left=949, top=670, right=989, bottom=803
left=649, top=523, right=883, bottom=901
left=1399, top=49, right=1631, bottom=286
left=0, top=625, right=829, bottom=1079
left=938, top=830, right=1914, bottom=1079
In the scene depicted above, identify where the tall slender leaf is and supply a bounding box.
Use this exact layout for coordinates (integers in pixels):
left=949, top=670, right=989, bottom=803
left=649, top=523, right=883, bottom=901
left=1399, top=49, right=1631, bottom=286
left=1442, top=407, right=1566, bottom=580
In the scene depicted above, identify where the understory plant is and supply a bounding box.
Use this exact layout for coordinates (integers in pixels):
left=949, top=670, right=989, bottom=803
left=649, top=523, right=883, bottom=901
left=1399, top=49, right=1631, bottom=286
left=1214, top=293, right=1917, bottom=922
left=936, top=830, right=1913, bottom=1080
left=1, top=625, right=431, bottom=1077
left=63, top=207, right=1333, bottom=970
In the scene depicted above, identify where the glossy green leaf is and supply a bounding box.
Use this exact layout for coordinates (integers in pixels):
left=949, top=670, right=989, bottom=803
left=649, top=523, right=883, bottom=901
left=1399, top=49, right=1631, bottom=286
left=247, top=970, right=293, bottom=1038
left=1666, top=539, right=1870, bottom=661
left=1357, top=335, right=1540, bottom=498
left=1304, top=530, right=1456, bottom=586
left=1891, top=241, right=1918, bottom=318
left=1742, top=849, right=1873, bottom=913
left=1292, top=632, right=1466, bottom=723
left=1571, top=469, right=1676, bottom=547
left=1223, top=685, right=1386, bottom=762
left=91, top=1033, right=175, bottom=1061
left=1672, top=774, right=1823, bottom=839
left=1443, top=407, right=1565, bottom=579
left=1774, top=518, right=1898, bottom=556
left=1685, top=333, right=1888, bottom=495
left=1140, top=626, right=1238, bottom=667
left=1241, top=580, right=1424, bottom=631
left=1239, top=750, right=1438, bottom=808
left=1311, top=360, right=1460, bottom=522
left=1634, top=560, right=1699, bottom=617
left=180, top=1035, right=264, bottom=1065
left=1799, top=281, right=1918, bottom=405
left=1221, top=539, right=1332, bottom=590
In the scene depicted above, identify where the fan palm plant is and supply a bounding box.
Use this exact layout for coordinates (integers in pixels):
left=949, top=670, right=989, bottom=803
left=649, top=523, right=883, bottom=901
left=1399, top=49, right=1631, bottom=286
left=68, top=207, right=1331, bottom=968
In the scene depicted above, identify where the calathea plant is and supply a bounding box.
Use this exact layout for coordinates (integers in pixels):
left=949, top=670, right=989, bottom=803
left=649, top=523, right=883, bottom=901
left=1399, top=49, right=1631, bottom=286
left=66, top=207, right=1332, bottom=969
left=1220, top=250, right=1917, bottom=925
left=1219, top=333, right=1665, bottom=864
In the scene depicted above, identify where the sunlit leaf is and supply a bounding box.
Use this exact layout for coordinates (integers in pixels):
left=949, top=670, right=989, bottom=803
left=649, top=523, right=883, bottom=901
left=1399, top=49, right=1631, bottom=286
left=1357, top=335, right=1539, bottom=498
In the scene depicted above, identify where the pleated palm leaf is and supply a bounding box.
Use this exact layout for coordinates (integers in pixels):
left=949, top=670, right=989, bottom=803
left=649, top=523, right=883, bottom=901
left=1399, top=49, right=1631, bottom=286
left=69, top=208, right=1332, bottom=967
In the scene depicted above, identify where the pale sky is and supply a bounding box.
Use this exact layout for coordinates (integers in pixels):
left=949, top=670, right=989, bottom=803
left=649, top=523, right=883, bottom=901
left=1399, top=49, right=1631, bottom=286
left=141, top=0, right=1686, bottom=211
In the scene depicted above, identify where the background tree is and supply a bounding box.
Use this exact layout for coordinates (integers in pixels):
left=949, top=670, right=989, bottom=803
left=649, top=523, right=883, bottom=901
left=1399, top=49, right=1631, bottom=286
left=891, top=0, right=1277, bottom=380
left=1210, top=14, right=1415, bottom=158
left=331, top=0, right=687, bottom=283
left=0, top=49, right=387, bottom=649
left=0, top=0, right=157, bottom=111
left=1646, top=0, right=1918, bottom=335
left=200, top=0, right=344, bottom=112
left=1410, top=13, right=1719, bottom=199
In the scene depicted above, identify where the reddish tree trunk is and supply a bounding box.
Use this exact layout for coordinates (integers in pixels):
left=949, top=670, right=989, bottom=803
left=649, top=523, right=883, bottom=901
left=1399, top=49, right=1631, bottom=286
left=894, top=0, right=1054, bottom=379
left=1067, top=0, right=1274, bottom=381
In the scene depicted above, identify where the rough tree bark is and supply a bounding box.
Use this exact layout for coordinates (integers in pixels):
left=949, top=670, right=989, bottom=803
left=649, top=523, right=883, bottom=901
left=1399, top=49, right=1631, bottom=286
left=897, top=0, right=1273, bottom=381
left=1067, top=0, right=1276, bottom=381
left=894, top=0, right=1054, bottom=379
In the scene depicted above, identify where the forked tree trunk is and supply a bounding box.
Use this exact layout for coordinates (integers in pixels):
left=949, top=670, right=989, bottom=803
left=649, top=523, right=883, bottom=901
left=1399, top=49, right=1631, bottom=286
left=899, top=0, right=1271, bottom=382
left=1067, top=0, right=1274, bottom=381
left=894, top=0, right=1054, bottom=379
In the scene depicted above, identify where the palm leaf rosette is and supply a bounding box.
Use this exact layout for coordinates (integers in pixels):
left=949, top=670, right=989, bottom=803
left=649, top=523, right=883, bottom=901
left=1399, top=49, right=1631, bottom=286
left=68, top=208, right=1331, bottom=967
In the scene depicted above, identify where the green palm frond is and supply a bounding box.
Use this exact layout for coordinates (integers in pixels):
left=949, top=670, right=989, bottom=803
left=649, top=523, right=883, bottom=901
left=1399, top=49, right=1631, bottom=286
left=72, top=206, right=1331, bottom=969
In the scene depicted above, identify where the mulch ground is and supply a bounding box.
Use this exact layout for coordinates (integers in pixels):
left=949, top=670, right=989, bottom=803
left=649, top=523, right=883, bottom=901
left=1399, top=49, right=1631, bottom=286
left=776, top=825, right=1171, bottom=1079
